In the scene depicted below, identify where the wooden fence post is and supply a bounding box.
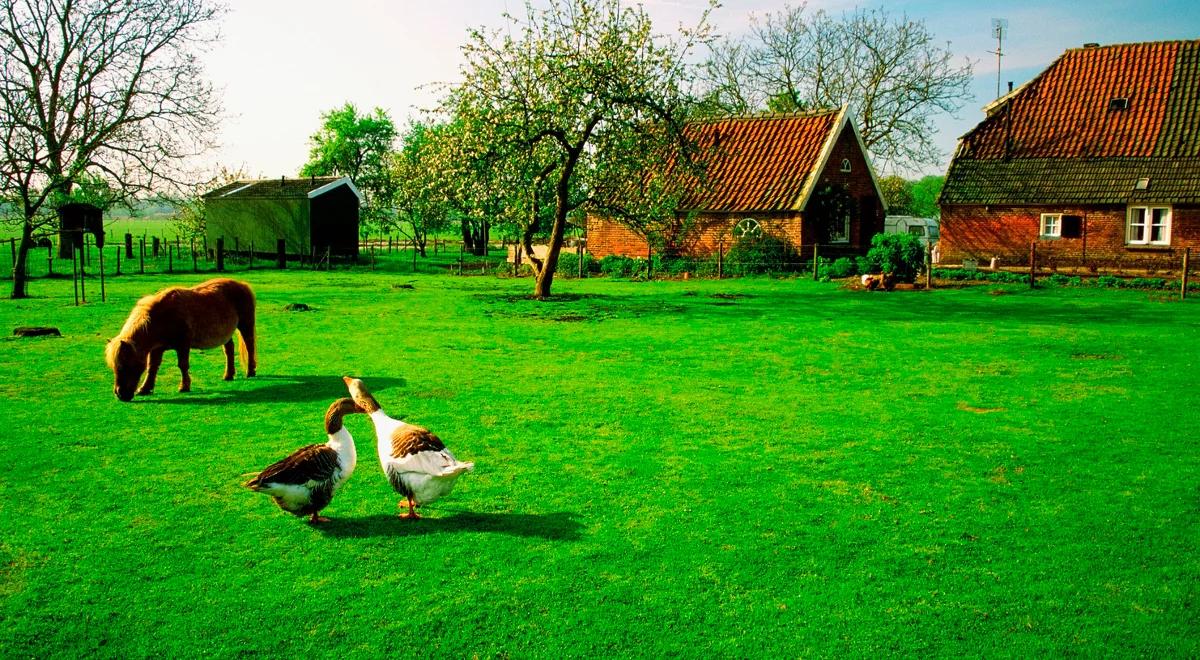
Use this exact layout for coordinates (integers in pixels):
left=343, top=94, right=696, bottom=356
left=71, top=246, right=79, bottom=306
left=115, top=245, right=121, bottom=275
left=78, top=245, right=86, bottom=303
left=167, top=241, right=173, bottom=273
left=46, top=243, right=53, bottom=276
left=718, top=239, right=724, bottom=279
left=577, top=240, right=584, bottom=279
left=926, top=241, right=933, bottom=290
left=98, top=244, right=106, bottom=302
left=191, top=237, right=197, bottom=272
left=1029, top=242, right=1037, bottom=288
left=277, top=239, right=286, bottom=269
left=1182, top=247, right=1191, bottom=300
left=216, top=237, right=225, bottom=272
left=152, top=236, right=160, bottom=258
left=812, top=243, right=820, bottom=281
left=139, top=238, right=145, bottom=274
left=125, top=233, right=134, bottom=259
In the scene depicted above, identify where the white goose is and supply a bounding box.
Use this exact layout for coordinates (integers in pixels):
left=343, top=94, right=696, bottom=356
left=343, top=376, right=474, bottom=519
left=244, top=397, right=364, bottom=524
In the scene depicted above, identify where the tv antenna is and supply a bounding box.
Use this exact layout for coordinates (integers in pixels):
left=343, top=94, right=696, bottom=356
left=990, top=18, right=1008, bottom=99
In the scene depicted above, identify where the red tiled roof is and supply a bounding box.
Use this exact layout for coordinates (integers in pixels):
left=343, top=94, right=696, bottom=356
left=943, top=40, right=1200, bottom=205
left=680, top=109, right=842, bottom=212
left=960, top=40, right=1200, bottom=160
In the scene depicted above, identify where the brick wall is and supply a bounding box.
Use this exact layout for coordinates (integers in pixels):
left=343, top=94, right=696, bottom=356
left=587, top=123, right=886, bottom=260
left=941, top=204, right=1200, bottom=269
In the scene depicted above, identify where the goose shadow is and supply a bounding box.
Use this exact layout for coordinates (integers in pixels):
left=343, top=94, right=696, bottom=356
left=136, top=375, right=407, bottom=406
left=314, top=510, right=584, bottom=541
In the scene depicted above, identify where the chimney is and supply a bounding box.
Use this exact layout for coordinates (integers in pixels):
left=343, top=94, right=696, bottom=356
left=280, top=175, right=285, bottom=188
left=1007, top=81, right=1013, bottom=93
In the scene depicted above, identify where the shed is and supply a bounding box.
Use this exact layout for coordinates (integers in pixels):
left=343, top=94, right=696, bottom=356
left=57, top=203, right=104, bottom=258
left=202, top=176, right=362, bottom=259
left=586, top=107, right=887, bottom=260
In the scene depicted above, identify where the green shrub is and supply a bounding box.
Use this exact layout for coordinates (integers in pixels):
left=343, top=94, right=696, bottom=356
left=826, top=257, right=859, bottom=279
left=1096, top=275, right=1121, bottom=288
left=555, top=252, right=597, bottom=278
left=1128, top=277, right=1167, bottom=290
left=725, top=232, right=800, bottom=275
left=599, top=255, right=645, bottom=278
left=1045, top=273, right=1072, bottom=287
left=864, top=233, right=924, bottom=282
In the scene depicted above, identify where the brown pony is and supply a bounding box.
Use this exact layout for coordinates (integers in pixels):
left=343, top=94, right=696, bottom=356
left=105, top=278, right=257, bottom=402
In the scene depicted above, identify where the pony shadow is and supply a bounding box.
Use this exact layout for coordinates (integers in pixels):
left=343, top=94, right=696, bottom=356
left=315, top=510, right=584, bottom=541
left=137, top=375, right=407, bottom=406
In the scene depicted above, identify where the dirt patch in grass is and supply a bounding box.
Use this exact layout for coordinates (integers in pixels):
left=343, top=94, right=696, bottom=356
left=957, top=401, right=1006, bottom=414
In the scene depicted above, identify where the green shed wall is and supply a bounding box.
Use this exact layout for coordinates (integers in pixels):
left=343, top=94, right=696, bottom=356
left=205, top=197, right=311, bottom=256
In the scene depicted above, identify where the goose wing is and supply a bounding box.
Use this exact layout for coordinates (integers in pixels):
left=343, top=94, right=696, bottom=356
left=247, top=444, right=339, bottom=488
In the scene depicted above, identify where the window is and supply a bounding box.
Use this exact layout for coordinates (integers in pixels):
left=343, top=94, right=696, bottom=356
left=1040, top=213, right=1061, bottom=238
left=829, top=213, right=850, bottom=243
left=1127, top=206, right=1171, bottom=245
left=907, top=226, right=926, bottom=237
left=1061, top=215, right=1083, bottom=239
left=1108, top=97, right=1129, bottom=112
left=840, top=158, right=851, bottom=173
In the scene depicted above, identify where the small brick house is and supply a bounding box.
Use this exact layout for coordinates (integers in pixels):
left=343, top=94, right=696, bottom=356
left=939, top=40, right=1200, bottom=271
left=586, top=107, right=886, bottom=260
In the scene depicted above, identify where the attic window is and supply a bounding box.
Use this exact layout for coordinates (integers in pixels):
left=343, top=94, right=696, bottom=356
left=1134, top=177, right=1150, bottom=191
left=1108, top=97, right=1129, bottom=112
left=840, top=158, right=852, bottom=173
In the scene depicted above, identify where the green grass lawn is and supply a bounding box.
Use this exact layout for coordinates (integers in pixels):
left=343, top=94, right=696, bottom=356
left=0, top=268, right=1197, bottom=656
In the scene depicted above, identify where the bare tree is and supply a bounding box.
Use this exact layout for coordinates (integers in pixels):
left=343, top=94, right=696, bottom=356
left=0, top=0, right=223, bottom=298
left=700, top=4, right=973, bottom=172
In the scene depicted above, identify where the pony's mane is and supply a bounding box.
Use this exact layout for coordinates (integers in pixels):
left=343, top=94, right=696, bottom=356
left=106, top=290, right=171, bottom=366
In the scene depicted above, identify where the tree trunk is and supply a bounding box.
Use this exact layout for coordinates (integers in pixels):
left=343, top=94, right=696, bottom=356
left=533, top=171, right=573, bottom=300
left=10, top=218, right=33, bottom=299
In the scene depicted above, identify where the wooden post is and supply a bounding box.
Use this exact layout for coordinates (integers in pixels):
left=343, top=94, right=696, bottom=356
left=812, top=243, right=820, bottom=281
left=9, top=237, right=15, bottom=266
left=98, top=244, right=106, bottom=302
left=249, top=242, right=254, bottom=270
left=647, top=244, right=653, bottom=279
left=46, top=243, right=53, bottom=276
left=577, top=240, right=584, bottom=279
left=79, top=246, right=86, bottom=303
left=1029, top=241, right=1037, bottom=288
left=1182, top=247, right=1191, bottom=300
left=167, top=242, right=173, bottom=273
left=115, top=245, right=121, bottom=275
left=458, top=246, right=464, bottom=275
left=125, top=233, right=134, bottom=259
left=718, top=239, right=724, bottom=279
left=325, top=246, right=331, bottom=271
left=139, top=238, right=145, bottom=274
left=216, top=237, right=225, bottom=272
left=71, top=246, right=79, bottom=306
left=191, top=238, right=197, bottom=272
left=152, top=236, right=160, bottom=258
left=277, top=239, right=286, bottom=269
left=83, top=234, right=90, bottom=268
left=370, top=244, right=376, bottom=270
left=925, top=241, right=933, bottom=290
left=411, top=241, right=417, bottom=271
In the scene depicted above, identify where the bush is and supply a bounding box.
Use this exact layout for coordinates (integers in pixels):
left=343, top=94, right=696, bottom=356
left=864, top=233, right=925, bottom=282
left=1128, top=277, right=1167, bottom=290
left=725, top=232, right=800, bottom=275
left=599, top=255, right=645, bottom=278
left=555, top=252, right=598, bottom=277
left=1096, top=275, right=1121, bottom=288
left=826, top=257, right=859, bottom=279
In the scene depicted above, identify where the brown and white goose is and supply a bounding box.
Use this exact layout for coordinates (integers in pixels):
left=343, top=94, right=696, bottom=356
left=244, top=397, right=364, bottom=524
left=343, top=376, right=474, bottom=519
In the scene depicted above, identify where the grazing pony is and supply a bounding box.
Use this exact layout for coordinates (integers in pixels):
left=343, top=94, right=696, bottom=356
left=106, top=278, right=257, bottom=402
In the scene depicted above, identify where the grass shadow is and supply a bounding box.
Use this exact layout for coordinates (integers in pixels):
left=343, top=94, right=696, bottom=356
left=315, top=510, right=583, bottom=541
left=137, top=374, right=407, bottom=406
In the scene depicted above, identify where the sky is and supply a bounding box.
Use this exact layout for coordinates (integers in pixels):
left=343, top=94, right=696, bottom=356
left=201, top=0, right=1200, bottom=179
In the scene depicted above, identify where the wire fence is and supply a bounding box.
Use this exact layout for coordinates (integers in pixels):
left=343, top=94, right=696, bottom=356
left=2, top=234, right=1197, bottom=300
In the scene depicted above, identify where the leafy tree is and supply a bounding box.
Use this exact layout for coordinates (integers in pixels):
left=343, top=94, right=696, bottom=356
left=392, top=122, right=453, bottom=257
left=301, top=103, right=398, bottom=231
left=878, top=175, right=913, bottom=215
left=444, top=0, right=713, bottom=299
left=0, top=0, right=223, bottom=298
left=909, top=174, right=944, bottom=219
left=700, top=4, right=973, bottom=171
left=172, top=166, right=256, bottom=240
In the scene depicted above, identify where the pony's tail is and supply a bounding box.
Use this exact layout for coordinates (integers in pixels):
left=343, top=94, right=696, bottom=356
left=238, top=330, right=251, bottom=375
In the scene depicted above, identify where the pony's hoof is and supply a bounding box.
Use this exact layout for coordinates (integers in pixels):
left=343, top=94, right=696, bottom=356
left=178, top=386, right=190, bottom=393
left=136, top=388, right=153, bottom=396
left=223, top=375, right=234, bottom=381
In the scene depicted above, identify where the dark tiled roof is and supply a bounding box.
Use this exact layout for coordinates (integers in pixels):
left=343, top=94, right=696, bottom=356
left=204, top=177, right=343, bottom=199
left=944, top=40, right=1200, bottom=205
left=940, top=157, right=1200, bottom=205
left=680, top=109, right=841, bottom=212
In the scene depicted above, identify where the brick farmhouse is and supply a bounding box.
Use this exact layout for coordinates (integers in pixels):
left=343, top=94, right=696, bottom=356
left=586, top=107, right=887, bottom=260
left=939, top=40, right=1200, bottom=271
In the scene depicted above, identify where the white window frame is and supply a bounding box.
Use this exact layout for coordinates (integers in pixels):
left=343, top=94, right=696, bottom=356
left=1126, top=205, right=1172, bottom=246
left=1040, top=213, right=1062, bottom=238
